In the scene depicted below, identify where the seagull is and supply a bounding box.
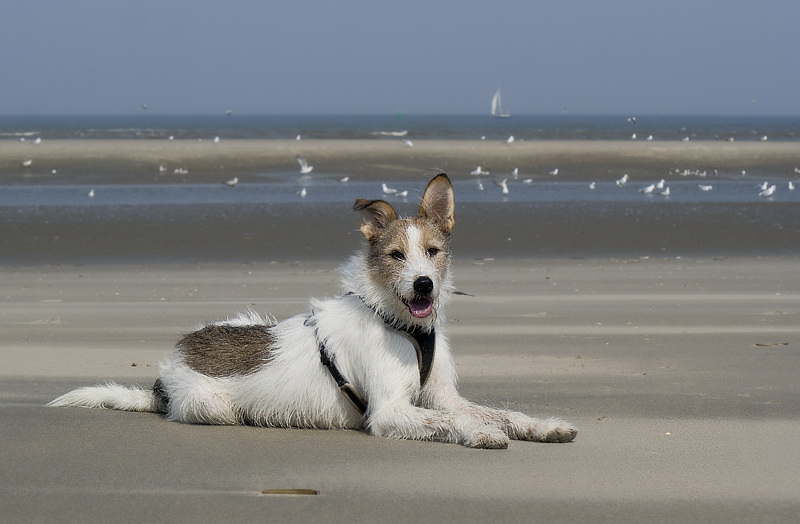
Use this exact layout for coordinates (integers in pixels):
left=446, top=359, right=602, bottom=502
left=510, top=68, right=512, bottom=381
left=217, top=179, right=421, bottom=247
left=396, top=190, right=409, bottom=198
left=616, top=174, right=629, bottom=187
left=87, top=189, right=95, bottom=198
left=640, top=184, right=655, bottom=194
left=511, top=167, right=519, bottom=178
left=794, top=167, right=800, bottom=175
left=158, top=164, right=167, bottom=173
left=470, top=166, right=489, bottom=175
left=655, top=179, right=666, bottom=190
left=34, top=137, right=42, bottom=144
left=789, top=181, right=796, bottom=191
left=173, top=168, right=189, bottom=175
left=213, top=136, right=220, bottom=143
left=382, top=183, right=397, bottom=195
left=628, top=117, right=637, bottom=124
left=401, top=139, right=414, bottom=147
left=659, top=187, right=670, bottom=197
left=549, top=168, right=559, bottom=176
left=758, top=181, right=770, bottom=191
left=522, top=179, right=533, bottom=184
left=682, top=137, right=690, bottom=142
left=760, top=135, right=768, bottom=141
left=296, top=134, right=302, bottom=141
left=505, top=135, right=515, bottom=144
left=477, top=180, right=484, bottom=191
left=698, top=184, right=713, bottom=191
left=339, top=176, right=349, bottom=183
left=225, top=177, right=238, bottom=187
left=759, top=185, right=776, bottom=197
left=296, top=155, right=314, bottom=174
left=494, top=178, right=509, bottom=195
left=631, top=133, right=637, bottom=140
left=646, top=135, right=654, bottom=141
left=300, top=187, right=307, bottom=198
left=21, top=159, right=33, bottom=167
left=589, top=181, right=596, bottom=190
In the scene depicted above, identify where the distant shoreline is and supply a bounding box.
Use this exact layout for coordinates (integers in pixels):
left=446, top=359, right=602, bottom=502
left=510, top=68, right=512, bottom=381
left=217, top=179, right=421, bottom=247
left=2, top=139, right=799, bottom=184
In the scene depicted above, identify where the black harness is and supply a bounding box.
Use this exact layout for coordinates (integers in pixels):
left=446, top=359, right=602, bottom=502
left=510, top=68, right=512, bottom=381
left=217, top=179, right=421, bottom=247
left=306, top=294, right=436, bottom=416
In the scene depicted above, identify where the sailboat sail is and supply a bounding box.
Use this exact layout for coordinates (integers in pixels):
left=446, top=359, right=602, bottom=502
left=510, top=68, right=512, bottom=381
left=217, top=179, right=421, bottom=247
left=491, top=88, right=511, bottom=118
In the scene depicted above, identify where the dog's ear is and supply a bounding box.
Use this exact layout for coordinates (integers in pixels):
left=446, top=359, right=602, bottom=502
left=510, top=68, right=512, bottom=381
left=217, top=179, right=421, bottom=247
left=419, top=173, right=455, bottom=234
left=353, top=199, right=397, bottom=241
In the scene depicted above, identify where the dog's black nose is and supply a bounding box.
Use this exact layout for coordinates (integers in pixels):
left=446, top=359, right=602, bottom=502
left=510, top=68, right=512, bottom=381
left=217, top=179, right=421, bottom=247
left=413, top=276, right=434, bottom=295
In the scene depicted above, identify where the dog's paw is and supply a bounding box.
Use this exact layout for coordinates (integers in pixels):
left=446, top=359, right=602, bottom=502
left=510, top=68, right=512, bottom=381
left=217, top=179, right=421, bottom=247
left=520, top=418, right=578, bottom=443
left=465, top=426, right=510, bottom=449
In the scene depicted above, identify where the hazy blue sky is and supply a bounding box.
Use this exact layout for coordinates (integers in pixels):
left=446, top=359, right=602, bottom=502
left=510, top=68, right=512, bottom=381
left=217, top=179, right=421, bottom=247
left=2, top=0, right=798, bottom=115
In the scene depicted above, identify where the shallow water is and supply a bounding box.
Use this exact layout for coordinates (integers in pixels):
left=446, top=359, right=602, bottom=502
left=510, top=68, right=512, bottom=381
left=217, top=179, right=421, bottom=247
left=2, top=176, right=797, bottom=207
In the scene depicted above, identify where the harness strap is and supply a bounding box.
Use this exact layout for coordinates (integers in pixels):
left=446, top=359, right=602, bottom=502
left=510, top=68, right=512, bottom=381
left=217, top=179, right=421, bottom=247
left=318, top=338, right=369, bottom=415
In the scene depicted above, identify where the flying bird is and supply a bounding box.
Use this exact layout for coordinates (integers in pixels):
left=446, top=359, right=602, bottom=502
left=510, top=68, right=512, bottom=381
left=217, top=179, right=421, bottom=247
left=296, top=155, right=314, bottom=174
left=494, top=178, right=509, bottom=195
left=470, top=166, right=489, bottom=176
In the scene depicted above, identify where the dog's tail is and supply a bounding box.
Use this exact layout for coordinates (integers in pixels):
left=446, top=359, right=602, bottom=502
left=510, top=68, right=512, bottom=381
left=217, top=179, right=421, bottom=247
left=48, top=381, right=166, bottom=413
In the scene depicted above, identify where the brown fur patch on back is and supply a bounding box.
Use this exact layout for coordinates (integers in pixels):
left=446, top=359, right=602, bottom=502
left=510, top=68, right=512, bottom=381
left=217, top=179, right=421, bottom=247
left=177, top=324, right=275, bottom=378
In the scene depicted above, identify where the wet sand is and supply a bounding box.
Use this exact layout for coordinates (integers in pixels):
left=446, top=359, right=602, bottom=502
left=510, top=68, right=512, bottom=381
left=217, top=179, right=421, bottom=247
left=2, top=139, right=800, bottom=183
left=2, top=257, right=799, bottom=522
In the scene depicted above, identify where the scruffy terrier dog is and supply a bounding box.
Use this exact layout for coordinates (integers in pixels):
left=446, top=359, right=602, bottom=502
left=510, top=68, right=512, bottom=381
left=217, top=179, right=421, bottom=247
left=50, top=173, right=577, bottom=449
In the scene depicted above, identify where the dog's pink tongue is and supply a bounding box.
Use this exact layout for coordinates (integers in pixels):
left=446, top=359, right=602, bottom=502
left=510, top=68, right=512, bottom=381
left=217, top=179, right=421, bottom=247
left=408, top=298, right=434, bottom=318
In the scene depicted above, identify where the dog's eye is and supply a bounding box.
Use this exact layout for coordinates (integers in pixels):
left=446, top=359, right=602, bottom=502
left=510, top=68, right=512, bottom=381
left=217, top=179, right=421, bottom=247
left=426, top=247, right=440, bottom=258
left=390, top=250, right=406, bottom=261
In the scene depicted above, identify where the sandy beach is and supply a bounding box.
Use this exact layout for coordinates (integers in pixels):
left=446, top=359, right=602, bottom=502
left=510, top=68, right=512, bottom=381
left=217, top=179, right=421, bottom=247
left=1, top=138, right=799, bottom=522
left=1, top=257, right=799, bottom=523
left=3, top=139, right=800, bottom=184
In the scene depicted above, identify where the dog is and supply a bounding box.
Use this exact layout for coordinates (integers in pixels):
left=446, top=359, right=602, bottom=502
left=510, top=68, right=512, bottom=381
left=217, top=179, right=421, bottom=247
left=49, top=173, right=577, bottom=449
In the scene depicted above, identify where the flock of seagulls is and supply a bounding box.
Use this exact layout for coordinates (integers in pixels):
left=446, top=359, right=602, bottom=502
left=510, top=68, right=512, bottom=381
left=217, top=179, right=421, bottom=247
left=11, top=118, right=799, bottom=203
left=464, top=161, right=798, bottom=200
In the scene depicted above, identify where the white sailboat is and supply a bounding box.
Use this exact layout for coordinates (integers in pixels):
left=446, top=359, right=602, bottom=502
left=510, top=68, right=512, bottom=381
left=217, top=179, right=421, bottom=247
left=491, top=87, right=511, bottom=119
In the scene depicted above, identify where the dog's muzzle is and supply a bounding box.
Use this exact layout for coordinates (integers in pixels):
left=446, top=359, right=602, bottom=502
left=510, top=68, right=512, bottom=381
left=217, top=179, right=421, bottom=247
left=407, top=276, right=435, bottom=318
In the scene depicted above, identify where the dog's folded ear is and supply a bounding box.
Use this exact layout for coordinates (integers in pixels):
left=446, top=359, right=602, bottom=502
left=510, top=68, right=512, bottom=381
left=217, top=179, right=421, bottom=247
left=419, top=173, right=455, bottom=234
left=354, top=199, right=397, bottom=241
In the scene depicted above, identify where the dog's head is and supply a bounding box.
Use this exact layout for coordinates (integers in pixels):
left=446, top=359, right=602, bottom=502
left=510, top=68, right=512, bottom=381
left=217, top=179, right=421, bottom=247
left=352, top=173, right=454, bottom=330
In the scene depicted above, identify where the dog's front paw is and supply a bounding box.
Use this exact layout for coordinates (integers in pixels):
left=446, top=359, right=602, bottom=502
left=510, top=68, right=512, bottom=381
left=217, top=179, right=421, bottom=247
left=465, top=426, right=509, bottom=449
left=519, top=418, right=578, bottom=443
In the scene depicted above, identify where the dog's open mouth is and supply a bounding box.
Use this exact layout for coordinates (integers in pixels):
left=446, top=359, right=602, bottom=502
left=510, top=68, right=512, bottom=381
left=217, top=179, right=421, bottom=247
left=405, top=298, right=434, bottom=318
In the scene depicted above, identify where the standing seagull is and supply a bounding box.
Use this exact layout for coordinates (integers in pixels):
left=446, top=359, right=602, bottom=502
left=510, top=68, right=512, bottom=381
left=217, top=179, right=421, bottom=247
left=225, top=177, right=239, bottom=187
left=296, top=155, right=314, bottom=174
